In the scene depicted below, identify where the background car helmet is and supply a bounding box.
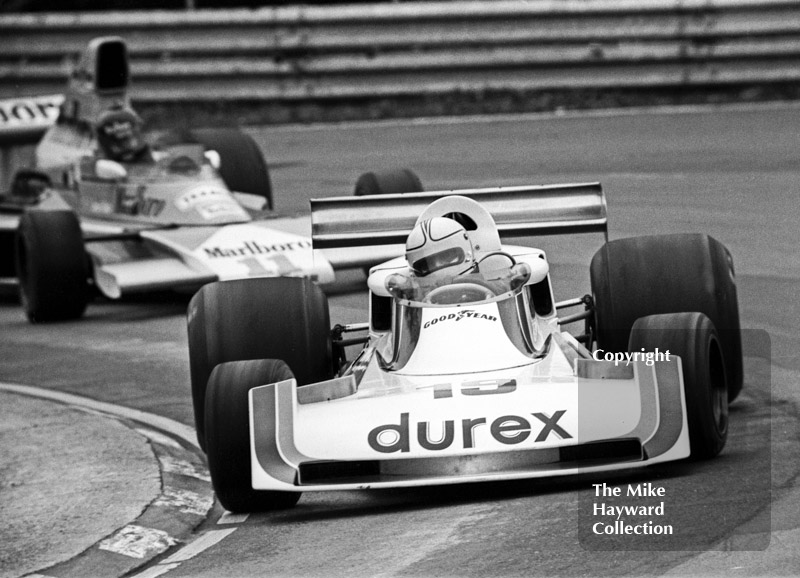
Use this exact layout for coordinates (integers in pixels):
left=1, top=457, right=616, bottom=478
left=406, top=216, right=475, bottom=277
left=96, top=107, right=147, bottom=162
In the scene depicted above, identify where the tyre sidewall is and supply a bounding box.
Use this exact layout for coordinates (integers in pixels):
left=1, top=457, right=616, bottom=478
left=354, top=168, right=423, bottom=196
left=190, top=128, right=272, bottom=209
left=16, top=210, right=88, bottom=322
left=187, top=276, right=332, bottom=449
left=591, top=233, right=742, bottom=401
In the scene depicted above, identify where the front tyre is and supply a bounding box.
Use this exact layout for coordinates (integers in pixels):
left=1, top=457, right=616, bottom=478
left=16, top=210, right=89, bottom=322
left=628, top=312, right=728, bottom=459
left=205, top=359, right=301, bottom=512
left=590, top=233, right=742, bottom=402
left=188, top=277, right=332, bottom=450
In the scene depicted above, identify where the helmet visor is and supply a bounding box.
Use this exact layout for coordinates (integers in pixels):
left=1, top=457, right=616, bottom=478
left=411, top=247, right=466, bottom=276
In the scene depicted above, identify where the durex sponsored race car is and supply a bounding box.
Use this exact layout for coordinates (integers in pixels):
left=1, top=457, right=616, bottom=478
left=0, top=36, right=421, bottom=322
left=187, top=183, right=743, bottom=512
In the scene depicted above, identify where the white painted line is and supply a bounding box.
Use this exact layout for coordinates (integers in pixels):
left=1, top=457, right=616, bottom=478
left=218, top=511, right=250, bottom=525
left=0, top=382, right=198, bottom=448
left=159, top=455, right=211, bottom=482
left=129, top=562, right=181, bottom=578
left=159, top=529, right=236, bottom=564
left=136, top=427, right=183, bottom=449
left=0, top=382, right=235, bottom=578
left=154, top=489, right=214, bottom=516
left=99, top=525, right=178, bottom=559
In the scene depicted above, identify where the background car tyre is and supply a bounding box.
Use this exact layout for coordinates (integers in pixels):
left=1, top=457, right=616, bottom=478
left=187, top=276, right=333, bottom=450
left=590, top=233, right=743, bottom=402
left=15, top=210, right=89, bottom=322
left=205, top=358, right=301, bottom=512
left=628, top=312, right=728, bottom=459
left=191, top=128, right=273, bottom=210
left=354, top=168, right=424, bottom=196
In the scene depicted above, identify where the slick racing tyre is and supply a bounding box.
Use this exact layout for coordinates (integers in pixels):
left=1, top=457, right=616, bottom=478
left=354, top=168, right=424, bottom=196
left=590, top=233, right=742, bottom=402
left=191, top=128, right=273, bottom=210
left=628, top=312, right=728, bottom=459
left=205, top=358, right=301, bottom=512
left=188, top=276, right=333, bottom=450
left=16, top=210, right=89, bottom=322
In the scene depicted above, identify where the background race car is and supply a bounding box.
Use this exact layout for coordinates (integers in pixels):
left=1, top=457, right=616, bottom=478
left=0, top=36, right=422, bottom=322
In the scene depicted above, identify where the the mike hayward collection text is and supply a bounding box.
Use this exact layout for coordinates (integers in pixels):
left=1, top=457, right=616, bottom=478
left=591, top=482, right=674, bottom=536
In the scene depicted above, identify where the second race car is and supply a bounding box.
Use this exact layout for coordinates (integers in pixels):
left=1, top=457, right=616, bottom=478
left=0, top=36, right=422, bottom=322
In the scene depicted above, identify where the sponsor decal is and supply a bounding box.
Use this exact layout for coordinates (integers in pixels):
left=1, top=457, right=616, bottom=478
left=423, top=309, right=497, bottom=329
left=368, top=410, right=571, bottom=453
left=175, top=186, right=248, bottom=221
left=115, top=184, right=166, bottom=217
left=194, top=226, right=333, bottom=282
left=175, top=187, right=231, bottom=211
left=196, top=202, right=245, bottom=221
left=203, top=239, right=311, bottom=259
left=0, top=95, right=61, bottom=127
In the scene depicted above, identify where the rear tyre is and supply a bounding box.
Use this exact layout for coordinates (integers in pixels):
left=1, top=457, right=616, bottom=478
left=16, top=210, right=88, bottom=322
left=188, top=277, right=332, bottom=450
left=590, top=233, right=742, bottom=401
left=628, top=312, right=728, bottom=459
left=354, top=168, right=423, bottom=196
left=205, top=359, right=301, bottom=512
left=191, top=128, right=273, bottom=210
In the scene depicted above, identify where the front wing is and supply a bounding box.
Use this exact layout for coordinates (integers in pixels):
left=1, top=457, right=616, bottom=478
left=248, top=358, right=691, bottom=492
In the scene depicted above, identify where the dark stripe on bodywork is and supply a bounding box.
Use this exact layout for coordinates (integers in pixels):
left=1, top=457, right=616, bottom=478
left=642, top=359, right=685, bottom=458
left=620, top=363, right=659, bottom=442
left=250, top=383, right=298, bottom=485
left=276, top=379, right=316, bottom=465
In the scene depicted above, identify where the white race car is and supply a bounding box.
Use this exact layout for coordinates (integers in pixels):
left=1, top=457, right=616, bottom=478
left=187, top=183, right=742, bottom=512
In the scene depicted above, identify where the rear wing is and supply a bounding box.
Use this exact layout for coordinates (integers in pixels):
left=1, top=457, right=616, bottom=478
left=311, top=182, right=607, bottom=250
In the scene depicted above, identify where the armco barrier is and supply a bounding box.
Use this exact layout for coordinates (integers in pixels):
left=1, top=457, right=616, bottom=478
left=1, top=0, right=800, bottom=102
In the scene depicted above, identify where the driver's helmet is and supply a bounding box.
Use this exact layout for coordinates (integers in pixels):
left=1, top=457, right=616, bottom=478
left=96, top=107, right=148, bottom=162
left=406, top=216, right=475, bottom=278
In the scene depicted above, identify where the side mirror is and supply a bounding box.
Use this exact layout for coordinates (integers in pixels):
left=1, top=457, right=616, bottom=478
left=204, top=149, right=221, bottom=170
left=95, top=159, right=128, bottom=180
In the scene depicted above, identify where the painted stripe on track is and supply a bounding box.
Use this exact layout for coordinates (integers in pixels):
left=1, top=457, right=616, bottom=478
left=0, top=382, right=197, bottom=446
left=159, top=529, right=236, bottom=565
left=218, top=511, right=250, bottom=525
left=0, top=382, right=242, bottom=578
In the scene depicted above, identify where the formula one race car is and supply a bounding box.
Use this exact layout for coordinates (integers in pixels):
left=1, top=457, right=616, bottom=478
left=187, top=183, right=743, bottom=512
left=0, top=37, right=422, bottom=322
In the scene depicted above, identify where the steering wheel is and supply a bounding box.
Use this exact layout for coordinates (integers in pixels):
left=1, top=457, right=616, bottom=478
left=422, top=281, right=497, bottom=305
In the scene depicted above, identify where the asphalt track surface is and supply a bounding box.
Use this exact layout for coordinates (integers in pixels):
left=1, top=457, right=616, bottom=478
left=1, top=104, right=798, bottom=577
